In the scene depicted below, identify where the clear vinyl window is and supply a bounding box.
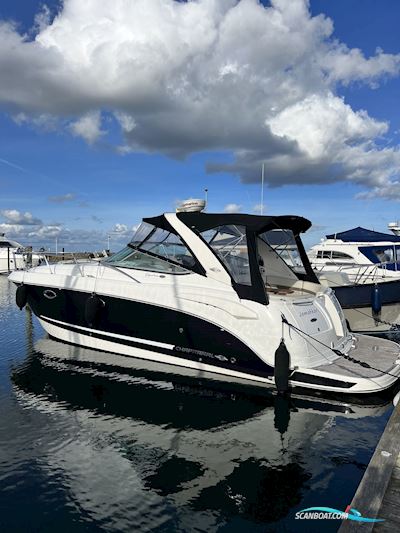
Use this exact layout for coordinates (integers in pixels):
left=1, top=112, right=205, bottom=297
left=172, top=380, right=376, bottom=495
left=201, top=225, right=251, bottom=285
left=260, top=228, right=306, bottom=275
left=105, top=222, right=197, bottom=273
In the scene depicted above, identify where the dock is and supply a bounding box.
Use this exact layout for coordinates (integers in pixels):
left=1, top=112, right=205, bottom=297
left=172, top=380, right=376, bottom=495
left=339, top=398, right=400, bottom=532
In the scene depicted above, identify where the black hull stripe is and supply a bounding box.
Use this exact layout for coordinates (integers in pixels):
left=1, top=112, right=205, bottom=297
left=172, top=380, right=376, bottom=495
left=40, top=317, right=359, bottom=391
left=39, top=316, right=276, bottom=380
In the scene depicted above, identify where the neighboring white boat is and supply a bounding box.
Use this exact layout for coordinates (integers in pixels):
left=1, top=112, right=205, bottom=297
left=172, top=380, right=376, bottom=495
left=388, top=222, right=400, bottom=236
left=0, top=233, right=40, bottom=274
left=308, top=227, right=400, bottom=333
left=9, top=213, right=400, bottom=394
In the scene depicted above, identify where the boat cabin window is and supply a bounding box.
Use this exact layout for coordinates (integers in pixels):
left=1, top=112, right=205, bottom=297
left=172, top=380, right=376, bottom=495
left=317, top=250, right=331, bottom=259
left=200, top=225, right=252, bottom=285
left=373, top=247, right=394, bottom=263
left=0, top=241, right=13, bottom=248
left=104, top=222, right=197, bottom=274
left=331, top=251, right=353, bottom=260
left=259, top=229, right=306, bottom=275
left=359, top=245, right=399, bottom=264
left=316, top=250, right=353, bottom=260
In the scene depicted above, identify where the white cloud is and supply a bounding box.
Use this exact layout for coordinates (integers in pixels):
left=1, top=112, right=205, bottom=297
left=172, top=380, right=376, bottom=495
left=114, top=112, right=136, bottom=133
left=0, top=209, right=42, bottom=225
left=109, top=223, right=138, bottom=237
left=321, top=45, right=400, bottom=86
left=224, top=203, right=242, bottom=213
left=48, top=193, right=76, bottom=203
left=69, top=111, right=104, bottom=144
left=0, top=0, right=400, bottom=196
left=356, top=182, right=400, bottom=202
left=253, top=203, right=266, bottom=214
left=111, top=223, right=129, bottom=234
left=268, top=94, right=386, bottom=160
left=0, top=208, right=131, bottom=250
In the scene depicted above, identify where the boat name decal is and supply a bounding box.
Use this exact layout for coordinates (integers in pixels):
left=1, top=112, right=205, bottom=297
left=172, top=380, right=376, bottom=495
left=174, top=345, right=228, bottom=362
left=299, top=308, right=318, bottom=317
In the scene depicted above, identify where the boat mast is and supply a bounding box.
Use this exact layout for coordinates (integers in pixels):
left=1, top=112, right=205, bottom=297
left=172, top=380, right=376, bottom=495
left=261, top=163, right=265, bottom=215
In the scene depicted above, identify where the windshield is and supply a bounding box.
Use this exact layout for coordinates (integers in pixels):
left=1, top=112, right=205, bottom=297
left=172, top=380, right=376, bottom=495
left=104, top=246, right=190, bottom=274
left=201, top=225, right=251, bottom=285
left=104, top=222, right=197, bottom=274
left=260, top=228, right=306, bottom=275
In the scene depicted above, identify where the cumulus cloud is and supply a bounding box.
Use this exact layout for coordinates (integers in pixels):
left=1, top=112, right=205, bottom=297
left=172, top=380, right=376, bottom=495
left=356, top=182, right=400, bottom=201
left=0, top=0, right=400, bottom=197
left=109, top=223, right=138, bottom=237
left=69, top=111, right=105, bottom=144
left=0, top=219, right=115, bottom=250
left=48, top=193, right=76, bottom=203
left=0, top=208, right=128, bottom=249
left=224, top=203, right=242, bottom=213
left=0, top=209, right=42, bottom=225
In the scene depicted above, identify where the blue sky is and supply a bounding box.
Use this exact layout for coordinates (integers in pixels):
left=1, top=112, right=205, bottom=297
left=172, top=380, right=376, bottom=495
left=1, top=0, right=400, bottom=251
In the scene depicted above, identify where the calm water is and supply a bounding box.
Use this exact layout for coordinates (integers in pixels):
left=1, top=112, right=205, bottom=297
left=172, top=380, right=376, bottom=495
left=0, top=275, right=397, bottom=532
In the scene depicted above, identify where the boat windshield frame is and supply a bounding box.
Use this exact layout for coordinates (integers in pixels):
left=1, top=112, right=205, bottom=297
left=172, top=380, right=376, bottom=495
left=126, top=221, right=205, bottom=275
left=258, top=227, right=308, bottom=277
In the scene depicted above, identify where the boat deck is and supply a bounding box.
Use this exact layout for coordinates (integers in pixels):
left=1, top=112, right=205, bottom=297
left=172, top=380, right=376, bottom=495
left=316, top=334, right=400, bottom=379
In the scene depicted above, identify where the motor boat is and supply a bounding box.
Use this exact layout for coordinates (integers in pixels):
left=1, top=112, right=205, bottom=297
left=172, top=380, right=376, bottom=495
left=308, top=227, right=400, bottom=334
left=0, top=233, right=40, bottom=274
left=8, top=212, right=400, bottom=394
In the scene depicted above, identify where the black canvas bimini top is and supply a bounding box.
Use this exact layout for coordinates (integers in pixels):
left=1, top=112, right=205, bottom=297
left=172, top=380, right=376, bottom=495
left=176, top=212, right=312, bottom=234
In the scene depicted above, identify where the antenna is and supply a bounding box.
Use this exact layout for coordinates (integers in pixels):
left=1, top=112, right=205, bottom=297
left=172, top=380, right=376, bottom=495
left=204, top=188, right=208, bottom=212
left=261, top=163, right=265, bottom=215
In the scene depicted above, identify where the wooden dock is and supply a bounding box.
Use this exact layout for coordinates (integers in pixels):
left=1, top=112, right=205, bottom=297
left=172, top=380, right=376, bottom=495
left=339, top=399, right=400, bottom=532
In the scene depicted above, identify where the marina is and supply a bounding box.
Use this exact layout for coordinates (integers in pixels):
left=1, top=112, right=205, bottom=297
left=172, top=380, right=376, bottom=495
left=1, top=265, right=400, bottom=531
left=1, top=1, right=400, bottom=531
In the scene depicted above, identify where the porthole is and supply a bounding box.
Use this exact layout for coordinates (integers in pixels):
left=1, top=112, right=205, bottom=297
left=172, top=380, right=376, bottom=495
left=43, top=289, right=57, bottom=300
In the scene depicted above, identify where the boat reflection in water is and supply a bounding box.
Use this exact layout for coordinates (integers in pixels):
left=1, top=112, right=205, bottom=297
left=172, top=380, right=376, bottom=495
left=11, top=338, right=394, bottom=531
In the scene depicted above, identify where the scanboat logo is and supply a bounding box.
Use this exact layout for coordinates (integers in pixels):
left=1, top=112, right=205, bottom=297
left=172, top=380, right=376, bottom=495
left=295, top=505, right=384, bottom=523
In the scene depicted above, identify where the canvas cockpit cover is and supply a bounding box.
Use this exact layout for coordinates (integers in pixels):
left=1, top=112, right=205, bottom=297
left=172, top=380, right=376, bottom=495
left=326, top=226, right=400, bottom=243
left=143, top=212, right=317, bottom=304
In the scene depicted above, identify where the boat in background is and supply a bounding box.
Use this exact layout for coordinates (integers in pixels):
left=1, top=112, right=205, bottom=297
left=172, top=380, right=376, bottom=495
left=0, top=233, right=40, bottom=274
left=308, top=226, right=400, bottom=333
left=388, top=221, right=400, bottom=236
left=9, top=212, right=400, bottom=395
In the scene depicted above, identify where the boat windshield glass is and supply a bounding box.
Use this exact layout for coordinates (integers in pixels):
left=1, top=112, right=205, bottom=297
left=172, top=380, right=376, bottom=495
left=104, top=222, right=197, bottom=274
left=259, top=228, right=306, bottom=275
left=200, top=225, right=251, bottom=285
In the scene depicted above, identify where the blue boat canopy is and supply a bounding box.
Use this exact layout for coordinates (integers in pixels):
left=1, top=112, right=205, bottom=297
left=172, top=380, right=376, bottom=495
left=326, top=226, right=400, bottom=243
